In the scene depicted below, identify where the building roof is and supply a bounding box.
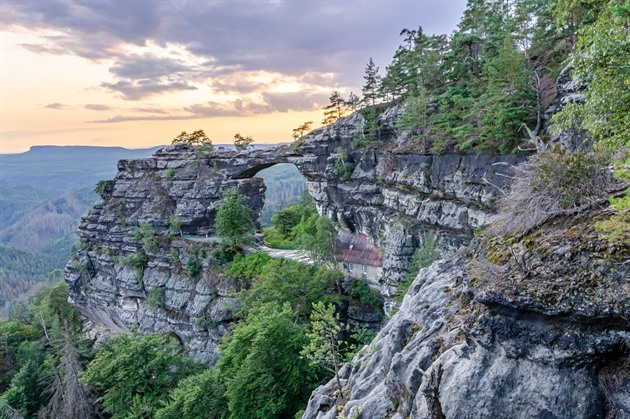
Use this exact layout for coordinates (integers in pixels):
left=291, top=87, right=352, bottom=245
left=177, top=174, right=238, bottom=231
left=337, top=229, right=383, bottom=267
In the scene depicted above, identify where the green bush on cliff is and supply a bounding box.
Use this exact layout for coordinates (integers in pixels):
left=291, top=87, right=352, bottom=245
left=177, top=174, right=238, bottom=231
left=215, top=189, right=255, bottom=249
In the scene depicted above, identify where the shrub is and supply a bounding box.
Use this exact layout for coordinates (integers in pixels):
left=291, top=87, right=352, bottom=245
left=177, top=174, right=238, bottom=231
left=333, top=147, right=355, bottom=181
left=165, top=168, right=175, bottom=178
left=490, top=147, right=618, bottom=236
left=186, top=258, right=203, bottom=280
left=226, top=252, right=272, bottom=288
left=170, top=249, right=181, bottom=265
left=168, top=214, right=182, bottom=238
left=94, top=179, right=113, bottom=196
left=119, top=252, right=148, bottom=284
left=134, top=221, right=158, bottom=253
left=349, top=279, right=383, bottom=312
left=146, top=286, right=165, bottom=310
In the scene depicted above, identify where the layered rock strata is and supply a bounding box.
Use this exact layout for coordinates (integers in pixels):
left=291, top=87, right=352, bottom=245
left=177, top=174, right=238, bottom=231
left=66, top=110, right=520, bottom=360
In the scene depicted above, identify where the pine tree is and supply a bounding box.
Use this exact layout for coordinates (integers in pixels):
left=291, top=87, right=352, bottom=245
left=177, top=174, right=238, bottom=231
left=292, top=121, right=313, bottom=140
left=301, top=302, right=347, bottom=393
left=362, top=57, right=382, bottom=107
left=322, top=91, right=348, bottom=125
left=233, top=133, right=253, bottom=151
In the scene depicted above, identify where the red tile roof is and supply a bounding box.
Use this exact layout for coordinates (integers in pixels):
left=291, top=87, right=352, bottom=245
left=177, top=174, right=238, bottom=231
left=337, top=229, right=383, bottom=267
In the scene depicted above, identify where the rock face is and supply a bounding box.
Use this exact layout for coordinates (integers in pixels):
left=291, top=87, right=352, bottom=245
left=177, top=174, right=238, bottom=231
left=303, top=208, right=630, bottom=419
left=295, top=108, right=523, bottom=311
left=66, top=144, right=274, bottom=361
left=66, top=108, right=518, bottom=358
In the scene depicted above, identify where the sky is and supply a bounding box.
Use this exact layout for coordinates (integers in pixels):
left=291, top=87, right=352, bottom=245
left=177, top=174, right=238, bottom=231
left=0, top=0, right=467, bottom=154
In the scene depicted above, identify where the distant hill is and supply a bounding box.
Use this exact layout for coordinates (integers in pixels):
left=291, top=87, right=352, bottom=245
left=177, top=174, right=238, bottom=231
left=0, top=145, right=163, bottom=317
left=0, top=243, right=61, bottom=316
left=0, top=145, right=164, bottom=230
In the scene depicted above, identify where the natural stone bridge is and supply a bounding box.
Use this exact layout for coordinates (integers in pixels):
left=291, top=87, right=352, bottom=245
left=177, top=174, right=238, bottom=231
left=68, top=109, right=520, bottom=361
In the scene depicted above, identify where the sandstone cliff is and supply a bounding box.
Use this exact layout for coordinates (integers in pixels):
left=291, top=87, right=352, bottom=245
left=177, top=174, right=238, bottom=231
left=303, top=206, right=629, bottom=418
left=65, top=106, right=517, bottom=362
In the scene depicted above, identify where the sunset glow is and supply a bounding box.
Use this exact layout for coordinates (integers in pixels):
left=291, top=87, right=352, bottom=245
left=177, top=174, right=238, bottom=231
left=0, top=1, right=466, bottom=153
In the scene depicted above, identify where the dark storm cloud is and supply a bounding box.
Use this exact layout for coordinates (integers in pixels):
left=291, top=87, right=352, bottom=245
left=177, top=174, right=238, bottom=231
left=4, top=0, right=466, bottom=102
left=101, top=80, right=198, bottom=100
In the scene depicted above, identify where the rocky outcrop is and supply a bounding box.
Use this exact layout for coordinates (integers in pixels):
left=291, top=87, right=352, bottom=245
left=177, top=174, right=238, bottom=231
left=295, top=109, right=523, bottom=311
left=303, top=207, right=630, bottom=419
left=67, top=107, right=520, bottom=355
left=65, top=144, right=275, bottom=361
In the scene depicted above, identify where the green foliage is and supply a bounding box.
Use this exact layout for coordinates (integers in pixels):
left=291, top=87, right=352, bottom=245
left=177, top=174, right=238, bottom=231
left=172, top=129, right=212, bottom=147
left=294, top=214, right=341, bottom=267
left=397, top=90, right=430, bottom=148
left=301, top=302, right=347, bottom=391
left=233, top=133, right=254, bottom=150
left=395, top=233, right=440, bottom=303
left=333, top=147, right=356, bottom=181
left=257, top=165, right=308, bottom=227
left=492, top=147, right=617, bottom=235
left=210, top=243, right=239, bottom=263
left=135, top=221, right=158, bottom=253
left=548, top=0, right=630, bottom=251
left=270, top=194, right=317, bottom=237
left=226, top=252, right=272, bottom=288
left=146, top=286, right=165, bottom=310
left=239, top=258, right=340, bottom=321
left=355, top=107, right=380, bottom=148
left=168, top=214, right=182, bottom=238
left=170, top=248, right=181, bottom=266
left=478, top=36, right=537, bottom=152
left=217, top=303, right=319, bottom=419
left=119, top=252, right=148, bottom=284
left=94, top=179, right=113, bottom=196
left=155, top=368, right=227, bottom=419
left=362, top=57, right=382, bottom=107
left=215, top=189, right=255, bottom=249
left=533, top=147, right=613, bottom=207
left=349, top=279, right=383, bottom=312
left=262, top=227, right=299, bottom=249
left=0, top=282, right=91, bottom=417
left=0, top=244, right=60, bottom=315
left=82, top=333, right=199, bottom=418
left=165, top=167, right=175, bottom=178
left=185, top=258, right=203, bottom=281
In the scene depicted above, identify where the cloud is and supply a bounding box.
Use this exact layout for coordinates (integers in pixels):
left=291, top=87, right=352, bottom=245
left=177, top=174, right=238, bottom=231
left=3, top=0, right=466, bottom=95
left=84, top=104, right=111, bottom=111
left=44, top=103, right=67, bottom=110
left=109, top=54, right=192, bottom=79
left=89, top=90, right=329, bottom=123
left=90, top=114, right=195, bottom=124
left=101, top=79, right=198, bottom=100
left=261, top=91, right=328, bottom=113
left=133, top=107, right=168, bottom=114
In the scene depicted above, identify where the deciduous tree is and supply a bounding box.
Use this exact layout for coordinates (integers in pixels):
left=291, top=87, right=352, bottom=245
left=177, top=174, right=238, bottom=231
left=172, top=130, right=212, bottom=147
left=215, top=189, right=255, bottom=249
